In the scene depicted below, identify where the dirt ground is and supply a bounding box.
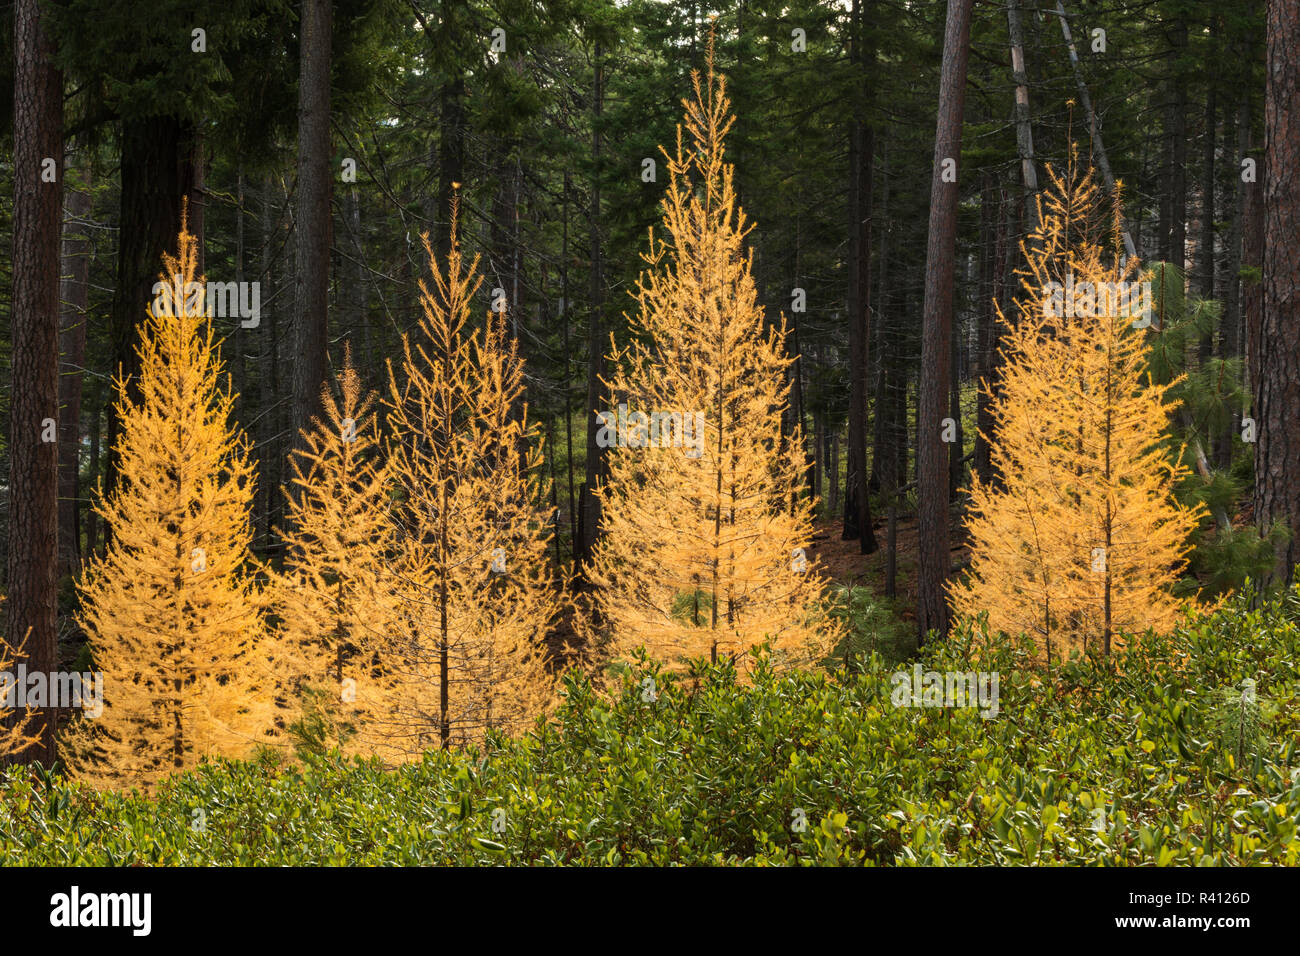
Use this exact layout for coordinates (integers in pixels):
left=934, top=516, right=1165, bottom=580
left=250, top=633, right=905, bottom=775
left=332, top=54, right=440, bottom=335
left=809, top=513, right=971, bottom=626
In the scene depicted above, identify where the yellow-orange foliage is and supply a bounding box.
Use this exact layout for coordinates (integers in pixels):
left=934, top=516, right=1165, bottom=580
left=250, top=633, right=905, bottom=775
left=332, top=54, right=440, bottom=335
left=381, top=202, right=560, bottom=755
left=0, top=597, right=39, bottom=759
left=276, top=345, right=401, bottom=757
left=588, top=40, right=836, bottom=672
left=68, top=222, right=282, bottom=787
left=950, top=157, right=1205, bottom=659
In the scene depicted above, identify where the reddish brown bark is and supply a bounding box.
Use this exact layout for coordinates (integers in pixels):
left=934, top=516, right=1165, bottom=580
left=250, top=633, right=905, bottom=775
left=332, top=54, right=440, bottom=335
left=8, top=0, right=64, bottom=767
left=843, top=0, right=877, bottom=553
left=291, top=0, right=334, bottom=454
left=917, top=0, right=974, bottom=643
left=1254, top=0, right=1300, bottom=581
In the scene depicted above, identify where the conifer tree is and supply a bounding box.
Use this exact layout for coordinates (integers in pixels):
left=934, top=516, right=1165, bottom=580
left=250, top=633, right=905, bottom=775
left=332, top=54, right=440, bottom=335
left=950, top=156, right=1205, bottom=659
left=275, top=345, right=400, bottom=757
left=0, top=597, right=39, bottom=759
left=588, top=37, right=836, bottom=672
left=382, top=198, right=559, bottom=755
left=67, top=221, right=279, bottom=786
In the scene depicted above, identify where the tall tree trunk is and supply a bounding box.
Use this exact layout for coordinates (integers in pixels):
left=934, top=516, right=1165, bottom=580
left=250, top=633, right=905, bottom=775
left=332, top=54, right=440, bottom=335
left=1159, top=135, right=1172, bottom=263
left=577, top=45, right=607, bottom=573
left=1255, top=0, right=1300, bottom=582
left=435, top=73, right=466, bottom=259
left=1054, top=0, right=1136, bottom=259
left=1169, top=16, right=1189, bottom=270
left=427, top=0, right=466, bottom=262
left=291, top=0, right=333, bottom=456
left=1198, top=84, right=1217, bottom=368
left=105, top=114, right=196, bottom=504
left=84, top=380, right=101, bottom=560
left=813, top=374, right=824, bottom=510
left=843, top=0, right=877, bottom=553
left=1006, top=0, right=1040, bottom=242
left=191, top=132, right=206, bottom=274
left=7, top=0, right=63, bottom=767
left=917, top=0, right=974, bottom=644
left=1218, top=98, right=1248, bottom=470
left=949, top=309, right=965, bottom=498
left=1200, top=85, right=1218, bottom=301
left=561, top=170, right=577, bottom=555
left=868, top=326, right=888, bottom=494
left=787, top=298, right=812, bottom=499
left=1003, top=0, right=1041, bottom=471
left=1244, top=147, right=1265, bottom=403
left=256, top=177, right=281, bottom=555
left=345, top=185, right=367, bottom=367
left=974, top=171, right=1003, bottom=486
left=869, top=135, right=903, bottom=497
left=274, top=177, right=296, bottom=563
left=58, top=157, right=91, bottom=579
left=827, top=426, right=839, bottom=517
left=232, top=166, right=247, bottom=419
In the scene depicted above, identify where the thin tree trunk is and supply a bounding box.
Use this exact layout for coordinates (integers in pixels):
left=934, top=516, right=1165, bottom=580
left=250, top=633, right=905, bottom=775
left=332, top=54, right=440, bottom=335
left=355, top=183, right=374, bottom=383
left=345, top=185, right=366, bottom=357
left=787, top=302, right=812, bottom=499
left=813, top=358, right=824, bottom=511
left=843, top=0, right=877, bottom=552
left=827, top=427, right=839, bottom=517
left=885, top=499, right=897, bottom=599
left=869, top=135, right=898, bottom=495
left=1159, top=136, right=1172, bottom=263
left=262, top=178, right=287, bottom=558
left=232, top=166, right=247, bottom=420
left=58, top=157, right=91, bottom=579
left=1199, top=85, right=1217, bottom=314
left=1244, top=148, right=1265, bottom=402
left=561, top=170, right=577, bottom=557
left=1053, top=0, right=1136, bottom=259
left=949, top=308, right=964, bottom=498
left=1007, top=0, right=1040, bottom=241
left=577, top=45, right=607, bottom=573
left=291, top=0, right=333, bottom=458
left=1218, top=98, right=1248, bottom=470
left=191, top=132, right=206, bottom=274
left=1169, top=17, right=1189, bottom=271
left=255, top=179, right=272, bottom=550
left=974, top=172, right=1002, bottom=486
left=84, top=380, right=101, bottom=561
left=423, top=0, right=466, bottom=262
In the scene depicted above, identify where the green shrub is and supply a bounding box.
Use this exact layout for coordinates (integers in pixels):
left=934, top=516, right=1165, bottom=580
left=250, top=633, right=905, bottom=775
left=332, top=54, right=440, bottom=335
left=3, top=587, right=1300, bottom=866
left=824, top=585, right=915, bottom=667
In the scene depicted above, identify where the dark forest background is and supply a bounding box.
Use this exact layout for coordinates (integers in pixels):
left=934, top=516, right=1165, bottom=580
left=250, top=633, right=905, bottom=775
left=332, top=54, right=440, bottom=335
left=4, top=0, right=1296, bottom=768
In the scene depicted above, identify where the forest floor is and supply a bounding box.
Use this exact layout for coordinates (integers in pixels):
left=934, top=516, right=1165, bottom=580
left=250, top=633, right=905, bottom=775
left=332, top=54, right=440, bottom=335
left=809, top=513, right=971, bottom=629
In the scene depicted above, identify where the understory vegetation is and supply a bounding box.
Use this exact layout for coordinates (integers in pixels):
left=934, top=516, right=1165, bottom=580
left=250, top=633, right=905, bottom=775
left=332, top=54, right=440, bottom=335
left=4, top=584, right=1298, bottom=866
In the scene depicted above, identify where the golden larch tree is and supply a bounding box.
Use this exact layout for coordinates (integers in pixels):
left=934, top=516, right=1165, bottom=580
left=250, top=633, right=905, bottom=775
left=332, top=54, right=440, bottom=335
left=67, top=221, right=281, bottom=787
left=381, top=198, right=560, bottom=756
left=0, top=596, right=39, bottom=759
left=275, top=344, right=402, bottom=757
left=950, top=156, right=1205, bottom=659
left=588, top=39, right=836, bottom=672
